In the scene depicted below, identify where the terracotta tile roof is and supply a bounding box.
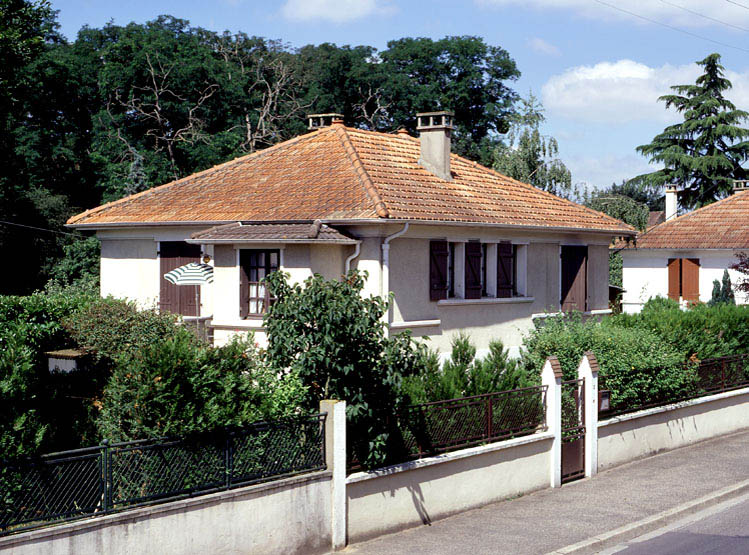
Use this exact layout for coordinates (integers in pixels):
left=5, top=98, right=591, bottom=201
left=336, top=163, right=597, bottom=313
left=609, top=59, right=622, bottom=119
left=647, top=211, right=665, bottom=229
left=625, top=191, right=749, bottom=249
left=67, top=122, right=633, bottom=234
left=189, top=222, right=357, bottom=244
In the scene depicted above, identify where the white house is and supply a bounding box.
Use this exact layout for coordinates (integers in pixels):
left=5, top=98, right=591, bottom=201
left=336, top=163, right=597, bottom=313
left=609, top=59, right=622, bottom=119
left=621, top=185, right=749, bottom=313
left=67, top=112, right=633, bottom=354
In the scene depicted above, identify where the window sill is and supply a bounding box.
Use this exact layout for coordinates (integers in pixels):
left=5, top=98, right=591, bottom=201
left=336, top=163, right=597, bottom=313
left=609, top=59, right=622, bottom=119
left=210, top=319, right=265, bottom=330
left=437, top=297, right=534, bottom=306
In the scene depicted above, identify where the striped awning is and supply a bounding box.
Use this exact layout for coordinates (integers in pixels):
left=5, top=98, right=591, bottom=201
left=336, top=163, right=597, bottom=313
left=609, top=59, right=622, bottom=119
left=164, top=262, right=214, bottom=285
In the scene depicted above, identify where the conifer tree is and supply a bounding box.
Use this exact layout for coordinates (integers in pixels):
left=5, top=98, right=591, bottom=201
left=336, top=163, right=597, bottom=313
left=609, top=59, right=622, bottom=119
left=636, top=53, right=749, bottom=209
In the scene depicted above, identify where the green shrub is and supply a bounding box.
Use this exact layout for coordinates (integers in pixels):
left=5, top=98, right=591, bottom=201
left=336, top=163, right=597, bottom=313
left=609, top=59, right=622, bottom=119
left=264, top=270, right=426, bottom=469
left=402, top=334, right=534, bottom=404
left=64, top=297, right=181, bottom=363
left=98, top=332, right=306, bottom=441
left=521, top=314, right=695, bottom=411
left=708, top=270, right=736, bottom=307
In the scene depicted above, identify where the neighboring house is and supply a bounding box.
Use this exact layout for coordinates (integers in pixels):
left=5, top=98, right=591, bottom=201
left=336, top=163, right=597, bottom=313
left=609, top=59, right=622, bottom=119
left=621, top=185, right=749, bottom=313
left=67, top=112, right=633, bottom=355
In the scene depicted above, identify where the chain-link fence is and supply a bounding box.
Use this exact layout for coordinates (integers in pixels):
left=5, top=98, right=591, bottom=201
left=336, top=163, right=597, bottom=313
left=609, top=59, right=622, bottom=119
left=0, top=414, right=326, bottom=536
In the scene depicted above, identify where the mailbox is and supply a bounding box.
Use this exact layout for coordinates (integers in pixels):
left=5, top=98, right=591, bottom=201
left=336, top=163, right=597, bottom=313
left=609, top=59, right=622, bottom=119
left=598, top=390, right=611, bottom=412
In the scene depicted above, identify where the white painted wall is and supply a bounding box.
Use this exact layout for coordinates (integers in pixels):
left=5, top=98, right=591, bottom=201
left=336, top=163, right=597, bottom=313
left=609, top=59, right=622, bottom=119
left=100, top=238, right=159, bottom=309
left=621, top=249, right=749, bottom=313
left=346, top=433, right=553, bottom=543
left=598, top=387, right=749, bottom=470
left=0, top=472, right=333, bottom=555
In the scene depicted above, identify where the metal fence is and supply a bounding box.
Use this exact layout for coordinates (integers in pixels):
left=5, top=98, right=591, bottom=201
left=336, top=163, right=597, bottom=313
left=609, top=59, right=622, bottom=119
left=601, top=354, right=749, bottom=418
left=397, top=385, right=548, bottom=460
left=0, top=414, right=326, bottom=536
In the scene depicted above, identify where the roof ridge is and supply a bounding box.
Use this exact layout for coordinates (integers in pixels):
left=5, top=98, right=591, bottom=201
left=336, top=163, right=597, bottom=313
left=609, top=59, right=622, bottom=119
left=333, top=125, right=389, bottom=218
left=66, top=130, right=325, bottom=225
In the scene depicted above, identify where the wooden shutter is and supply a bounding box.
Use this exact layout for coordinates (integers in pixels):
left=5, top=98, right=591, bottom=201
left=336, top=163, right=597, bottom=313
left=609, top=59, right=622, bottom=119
left=667, top=258, right=681, bottom=300
left=465, top=241, right=482, bottom=299
left=159, top=241, right=200, bottom=316
left=682, top=258, right=700, bottom=303
left=497, top=241, right=514, bottom=298
left=239, top=250, right=250, bottom=318
left=561, top=246, right=588, bottom=312
left=429, top=240, right=449, bottom=301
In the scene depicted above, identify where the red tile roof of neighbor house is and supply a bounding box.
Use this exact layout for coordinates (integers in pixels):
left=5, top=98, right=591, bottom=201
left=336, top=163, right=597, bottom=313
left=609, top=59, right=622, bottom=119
left=67, top=122, right=634, bottom=234
left=626, top=190, right=749, bottom=249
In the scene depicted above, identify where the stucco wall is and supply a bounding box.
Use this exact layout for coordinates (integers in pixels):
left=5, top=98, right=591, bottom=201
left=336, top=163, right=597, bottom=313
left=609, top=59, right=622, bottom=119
left=0, top=472, right=332, bottom=555
left=100, top=238, right=159, bottom=309
left=598, top=388, right=749, bottom=470
left=621, top=249, right=749, bottom=313
left=346, top=433, right=553, bottom=543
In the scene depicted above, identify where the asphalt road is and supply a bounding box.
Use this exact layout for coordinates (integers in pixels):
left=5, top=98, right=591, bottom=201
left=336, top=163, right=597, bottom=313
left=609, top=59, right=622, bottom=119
left=601, top=493, right=749, bottom=555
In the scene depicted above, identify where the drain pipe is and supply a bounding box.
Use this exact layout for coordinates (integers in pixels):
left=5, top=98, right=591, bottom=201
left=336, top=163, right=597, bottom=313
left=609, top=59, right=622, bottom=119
left=344, top=241, right=361, bottom=274
left=381, top=223, right=409, bottom=333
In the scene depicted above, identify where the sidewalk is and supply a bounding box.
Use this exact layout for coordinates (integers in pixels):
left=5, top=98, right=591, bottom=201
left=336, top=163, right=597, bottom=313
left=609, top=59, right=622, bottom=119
left=341, top=429, right=749, bottom=555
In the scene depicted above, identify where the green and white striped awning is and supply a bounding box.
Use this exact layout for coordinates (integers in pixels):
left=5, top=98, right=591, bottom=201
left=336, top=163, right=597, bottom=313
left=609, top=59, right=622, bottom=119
left=164, top=262, right=214, bottom=285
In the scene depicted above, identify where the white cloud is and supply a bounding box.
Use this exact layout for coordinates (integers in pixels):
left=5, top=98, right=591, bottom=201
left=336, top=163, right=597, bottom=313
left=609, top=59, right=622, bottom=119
left=541, top=59, right=749, bottom=124
left=477, top=0, right=749, bottom=28
left=527, top=37, right=561, bottom=57
left=281, top=0, right=392, bottom=23
left=565, top=153, right=658, bottom=189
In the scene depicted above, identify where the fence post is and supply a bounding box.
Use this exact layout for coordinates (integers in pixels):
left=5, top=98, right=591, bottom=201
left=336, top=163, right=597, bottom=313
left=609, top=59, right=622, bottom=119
left=320, top=399, right=346, bottom=551
left=578, top=351, right=599, bottom=478
left=101, top=439, right=110, bottom=512
left=541, top=356, right=563, bottom=488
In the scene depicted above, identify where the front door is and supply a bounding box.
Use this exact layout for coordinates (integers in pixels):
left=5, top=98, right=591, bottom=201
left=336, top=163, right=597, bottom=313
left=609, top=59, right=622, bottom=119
left=561, top=246, right=588, bottom=312
left=159, top=241, right=201, bottom=316
left=561, top=378, right=585, bottom=484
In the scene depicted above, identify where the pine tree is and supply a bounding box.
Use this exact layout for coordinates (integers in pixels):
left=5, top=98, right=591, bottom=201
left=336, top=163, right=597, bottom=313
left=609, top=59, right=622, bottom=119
left=635, top=53, right=749, bottom=209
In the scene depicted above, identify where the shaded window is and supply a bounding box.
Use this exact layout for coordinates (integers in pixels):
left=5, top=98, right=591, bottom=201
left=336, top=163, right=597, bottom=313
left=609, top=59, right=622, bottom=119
left=429, top=240, right=449, bottom=301
left=668, top=258, right=699, bottom=302
left=239, top=249, right=279, bottom=317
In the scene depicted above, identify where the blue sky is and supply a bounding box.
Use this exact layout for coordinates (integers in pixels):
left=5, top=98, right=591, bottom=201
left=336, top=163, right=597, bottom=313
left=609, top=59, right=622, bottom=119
left=51, top=0, right=749, bottom=190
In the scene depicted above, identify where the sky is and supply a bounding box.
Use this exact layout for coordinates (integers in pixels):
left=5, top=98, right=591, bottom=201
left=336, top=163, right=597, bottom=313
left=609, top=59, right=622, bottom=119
left=50, top=0, right=749, bottom=190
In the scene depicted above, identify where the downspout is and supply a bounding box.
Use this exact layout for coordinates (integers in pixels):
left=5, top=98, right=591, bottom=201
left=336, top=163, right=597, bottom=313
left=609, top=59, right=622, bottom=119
left=381, top=223, right=410, bottom=335
left=344, top=241, right=361, bottom=274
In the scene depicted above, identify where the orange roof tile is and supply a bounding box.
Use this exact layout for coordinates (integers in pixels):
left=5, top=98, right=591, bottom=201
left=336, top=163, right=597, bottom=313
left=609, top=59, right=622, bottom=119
left=625, top=191, right=749, bottom=249
left=67, top=123, right=633, bottom=234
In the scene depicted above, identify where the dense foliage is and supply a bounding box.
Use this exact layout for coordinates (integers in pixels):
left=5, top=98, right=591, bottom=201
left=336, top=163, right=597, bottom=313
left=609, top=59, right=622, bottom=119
left=708, top=270, right=736, bottom=307
left=264, top=271, right=427, bottom=468
left=635, top=53, right=749, bottom=209
left=2, top=4, right=524, bottom=293
left=402, top=334, right=534, bottom=403
left=521, top=313, right=695, bottom=411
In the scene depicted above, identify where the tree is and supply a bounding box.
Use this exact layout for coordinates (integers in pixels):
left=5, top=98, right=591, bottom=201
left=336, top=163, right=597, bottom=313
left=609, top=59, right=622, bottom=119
left=707, top=270, right=734, bottom=306
left=493, top=92, right=573, bottom=198
left=635, top=53, right=749, bottom=209
left=730, top=253, right=749, bottom=296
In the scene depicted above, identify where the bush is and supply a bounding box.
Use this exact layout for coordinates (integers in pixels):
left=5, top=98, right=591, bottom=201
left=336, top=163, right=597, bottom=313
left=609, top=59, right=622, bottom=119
left=402, top=334, right=534, bottom=404
left=521, top=314, right=695, bottom=411
left=64, top=297, right=182, bottom=363
left=98, top=332, right=306, bottom=441
left=264, top=270, right=426, bottom=469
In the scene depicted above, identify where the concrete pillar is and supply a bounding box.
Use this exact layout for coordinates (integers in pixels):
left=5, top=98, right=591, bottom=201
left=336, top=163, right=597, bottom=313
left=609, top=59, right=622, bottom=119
left=577, top=352, right=599, bottom=477
left=541, top=356, right=563, bottom=488
left=320, top=400, right=347, bottom=551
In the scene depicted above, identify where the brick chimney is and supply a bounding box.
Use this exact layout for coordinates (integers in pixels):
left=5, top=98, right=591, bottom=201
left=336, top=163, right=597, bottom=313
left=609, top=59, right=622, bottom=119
left=665, top=184, right=678, bottom=221
left=307, top=113, right=344, bottom=130
left=416, top=111, right=453, bottom=181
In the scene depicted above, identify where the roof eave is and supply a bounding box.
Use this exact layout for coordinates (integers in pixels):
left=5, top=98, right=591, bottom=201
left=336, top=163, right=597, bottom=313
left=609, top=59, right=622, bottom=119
left=186, top=238, right=360, bottom=245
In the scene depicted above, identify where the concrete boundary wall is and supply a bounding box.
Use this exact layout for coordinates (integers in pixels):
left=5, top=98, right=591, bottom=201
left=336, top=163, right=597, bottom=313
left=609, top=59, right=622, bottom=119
left=598, top=387, right=749, bottom=470
left=346, top=432, right=554, bottom=544
left=0, top=471, right=333, bottom=555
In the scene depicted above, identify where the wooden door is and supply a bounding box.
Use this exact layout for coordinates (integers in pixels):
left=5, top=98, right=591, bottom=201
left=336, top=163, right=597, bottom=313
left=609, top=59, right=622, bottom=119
left=682, top=258, right=700, bottom=303
left=159, top=241, right=201, bottom=316
left=561, top=246, right=588, bottom=312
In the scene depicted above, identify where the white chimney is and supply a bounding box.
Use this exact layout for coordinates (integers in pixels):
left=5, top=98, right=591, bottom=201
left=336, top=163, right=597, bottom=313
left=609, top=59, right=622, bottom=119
left=665, top=185, right=678, bottom=221
left=416, top=111, right=453, bottom=181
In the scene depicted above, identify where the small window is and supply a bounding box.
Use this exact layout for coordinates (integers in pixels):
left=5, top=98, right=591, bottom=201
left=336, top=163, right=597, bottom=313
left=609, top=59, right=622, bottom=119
left=240, top=249, right=279, bottom=317
left=497, top=242, right=516, bottom=298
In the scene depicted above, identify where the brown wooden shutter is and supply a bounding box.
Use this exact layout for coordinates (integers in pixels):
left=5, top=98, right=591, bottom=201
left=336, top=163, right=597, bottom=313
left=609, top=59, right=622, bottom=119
left=497, top=241, right=514, bottom=298
left=667, top=258, right=681, bottom=300
left=465, top=241, right=482, bottom=299
left=429, top=240, right=449, bottom=301
left=561, top=246, right=588, bottom=312
left=160, top=241, right=200, bottom=316
left=682, top=258, right=700, bottom=303
left=239, top=250, right=249, bottom=318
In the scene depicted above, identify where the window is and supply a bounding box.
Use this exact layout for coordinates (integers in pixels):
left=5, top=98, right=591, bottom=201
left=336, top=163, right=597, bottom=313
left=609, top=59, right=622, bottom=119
left=429, top=239, right=526, bottom=301
left=668, top=258, right=699, bottom=303
left=239, top=249, right=279, bottom=317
